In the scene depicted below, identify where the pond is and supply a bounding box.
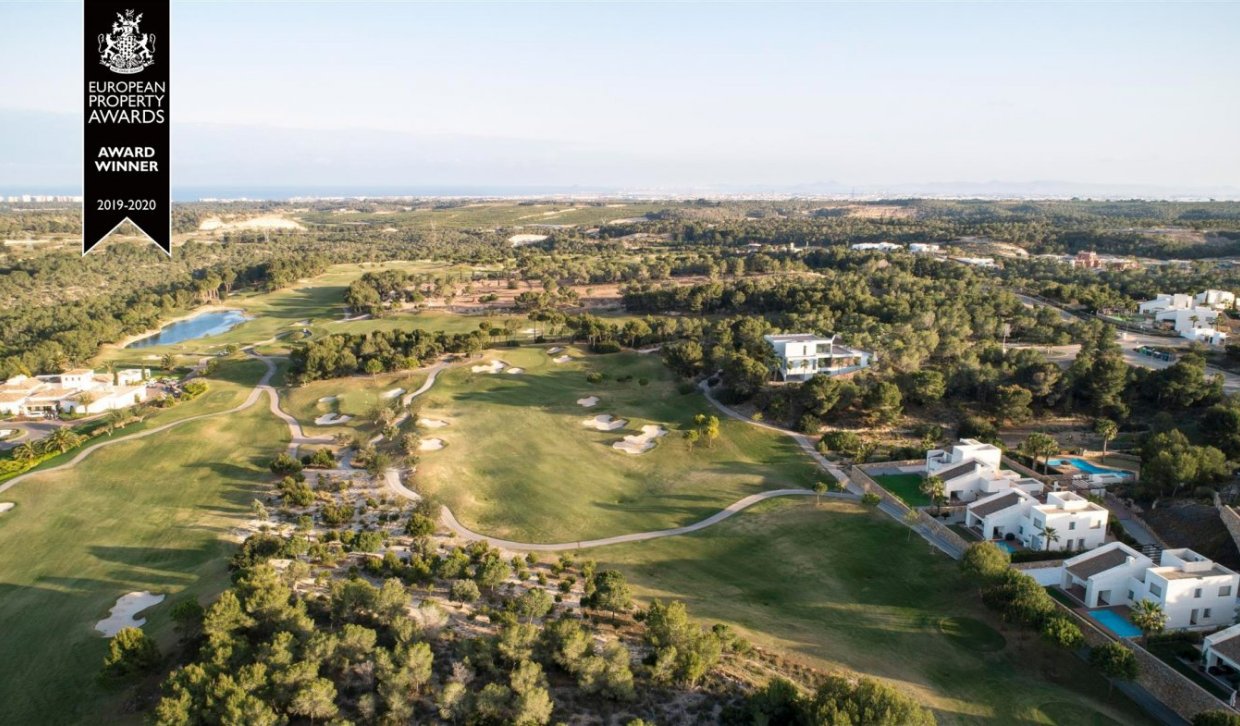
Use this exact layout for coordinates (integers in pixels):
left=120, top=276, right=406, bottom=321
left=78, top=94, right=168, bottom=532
left=125, top=310, right=249, bottom=348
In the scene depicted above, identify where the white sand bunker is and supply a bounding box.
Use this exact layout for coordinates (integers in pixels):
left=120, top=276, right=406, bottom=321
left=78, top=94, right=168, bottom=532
left=547, top=347, right=565, bottom=354
left=96, top=591, right=165, bottom=637
left=553, top=355, right=572, bottom=364
left=505, top=367, right=524, bottom=375
left=314, top=413, right=352, bottom=425
left=471, top=360, right=506, bottom=374
left=0, top=503, right=13, bottom=514
left=417, top=418, right=449, bottom=429
left=318, top=395, right=339, bottom=404
left=577, top=396, right=599, bottom=407
left=0, top=429, right=13, bottom=437
left=419, top=438, right=446, bottom=451
left=613, top=425, right=668, bottom=455
left=583, top=414, right=628, bottom=431
left=382, top=388, right=405, bottom=399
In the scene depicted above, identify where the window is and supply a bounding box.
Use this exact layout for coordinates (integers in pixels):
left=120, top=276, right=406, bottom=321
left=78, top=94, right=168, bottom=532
left=1222, top=586, right=1233, bottom=598
left=1205, top=608, right=1213, bottom=619
left=1127, top=590, right=1135, bottom=601
left=1150, top=583, right=1163, bottom=597
left=1195, top=588, right=1203, bottom=599
left=1068, top=521, right=1077, bottom=530
left=1091, top=520, right=1102, bottom=529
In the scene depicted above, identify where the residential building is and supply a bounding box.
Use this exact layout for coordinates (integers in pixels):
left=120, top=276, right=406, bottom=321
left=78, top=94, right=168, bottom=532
left=850, top=242, right=902, bottom=252
left=1072, top=250, right=1103, bottom=269
left=1139, top=293, right=1194, bottom=315
left=0, top=368, right=149, bottom=418
left=909, top=243, right=941, bottom=254
left=925, top=439, right=1043, bottom=503
left=965, top=490, right=1108, bottom=551
left=763, top=334, right=872, bottom=382
left=1196, top=290, right=1237, bottom=310
left=1202, top=624, right=1240, bottom=671
left=1061, top=543, right=1240, bottom=630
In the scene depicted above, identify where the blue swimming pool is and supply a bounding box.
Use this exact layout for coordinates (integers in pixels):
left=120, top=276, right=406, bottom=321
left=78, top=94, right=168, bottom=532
left=995, top=541, right=1018, bottom=554
left=1047, top=457, right=1133, bottom=478
left=1089, top=609, right=1141, bottom=638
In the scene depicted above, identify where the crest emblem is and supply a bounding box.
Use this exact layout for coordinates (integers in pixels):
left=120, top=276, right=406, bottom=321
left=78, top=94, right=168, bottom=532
left=98, top=9, right=156, bottom=74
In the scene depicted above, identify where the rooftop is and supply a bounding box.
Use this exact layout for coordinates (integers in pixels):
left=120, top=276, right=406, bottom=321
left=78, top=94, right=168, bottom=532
left=936, top=461, right=981, bottom=483
left=969, top=491, right=1024, bottom=517
left=765, top=333, right=832, bottom=343
left=1066, top=546, right=1139, bottom=580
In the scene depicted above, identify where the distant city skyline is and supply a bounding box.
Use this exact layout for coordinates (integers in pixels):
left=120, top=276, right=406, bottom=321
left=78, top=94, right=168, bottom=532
left=2, top=1, right=1238, bottom=197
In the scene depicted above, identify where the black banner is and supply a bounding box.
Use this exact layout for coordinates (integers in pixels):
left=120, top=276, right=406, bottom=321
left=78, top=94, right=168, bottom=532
left=83, top=0, right=170, bottom=255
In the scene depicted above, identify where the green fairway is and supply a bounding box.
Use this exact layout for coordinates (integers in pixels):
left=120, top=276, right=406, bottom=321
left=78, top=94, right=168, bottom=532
left=594, top=499, right=1154, bottom=725
left=0, top=365, right=287, bottom=724
left=281, top=369, right=429, bottom=439
left=413, top=346, right=821, bottom=542
left=874, top=472, right=931, bottom=506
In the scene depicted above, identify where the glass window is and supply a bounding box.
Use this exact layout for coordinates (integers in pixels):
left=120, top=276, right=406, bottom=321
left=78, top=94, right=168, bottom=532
left=1221, top=585, right=1233, bottom=598
left=1069, top=521, right=1076, bottom=530
left=1194, top=588, right=1203, bottom=599
left=1205, top=608, right=1213, bottom=619
left=1150, top=583, right=1163, bottom=597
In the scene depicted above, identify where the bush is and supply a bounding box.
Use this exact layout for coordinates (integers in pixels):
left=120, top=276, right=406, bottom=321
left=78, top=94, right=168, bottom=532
left=677, top=382, right=697, bottom=395
left=1010, top=549, right=1069, bottom=563
left=586, top=372, right=604, bottom=384
left=591, top=340, right=622, bottom=354
left=860, top=492, right=881, bottom=506
left=450, top=579, right=481, bottom=603
left=101, top=627, right=160, bottom=678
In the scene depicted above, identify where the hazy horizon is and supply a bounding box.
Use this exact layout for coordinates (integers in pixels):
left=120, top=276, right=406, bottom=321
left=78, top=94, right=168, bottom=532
left=2, top=1, right=1238, bottom=197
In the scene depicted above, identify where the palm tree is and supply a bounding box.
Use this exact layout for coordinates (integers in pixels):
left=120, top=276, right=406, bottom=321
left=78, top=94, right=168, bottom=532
left=813, top=480, right=831, bottom=507
left=1042, top=525, right=1060, bottom=551
left=1094, top=419, right=1118, bottom=457
left=44, top=428, right=83, bottom=455
left=904, top=508, right=922, bottom=541
left=11, top=442, right=37, bottom=462
left=920, top=475, right=946, bottom=514
left=1130, top=599, right=1167, bottom=645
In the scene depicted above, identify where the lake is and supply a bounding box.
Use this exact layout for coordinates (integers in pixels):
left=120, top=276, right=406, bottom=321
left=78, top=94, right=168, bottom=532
left=125, top=310, right=249, bottom=349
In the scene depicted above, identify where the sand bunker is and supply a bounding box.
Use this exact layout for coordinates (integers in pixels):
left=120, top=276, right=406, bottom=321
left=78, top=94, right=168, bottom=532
left=417, top=418, right=448, bottom=429
left=547, top=347, right=565, bottom=354
left=521, top=327, right=540, bottom=335
left=553, top=355, right=572, bottom=364
left=471, top=360, right=506, bottom=374
left=318, top=395, right=339, bottom=404
left=314, top=413, right=352, bottom=425
left=419, top=438, right=446, bottom=451
left=0, top=429, right=13, bottom=437
left=381, top=387, right=405, bottom=400
left=0, top=503, right=13, bottom=514
left=583, top=414, right=627, bottom=431
left=96, top=591, right=165, bottom=637
left=505, top=367, right=524, bottom=374
left=577, top=396, right=600, bottom=407
left=613, top=425, right=668, bottom=455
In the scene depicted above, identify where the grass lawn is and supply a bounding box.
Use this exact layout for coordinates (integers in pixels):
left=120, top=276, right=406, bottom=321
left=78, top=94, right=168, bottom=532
left=413, top=346, right=821, bottom=543
left=595, top=499, right=1153, bottom=725
left=873, top=472, right=930, bottom=507
left=0, top=381, right=288, bottom=724
left=281, top=369, right=429, bottom=440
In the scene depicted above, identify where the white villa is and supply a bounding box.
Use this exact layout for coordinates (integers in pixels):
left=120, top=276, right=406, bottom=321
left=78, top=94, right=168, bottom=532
left=909, top=243, right=941, bottom=254
left=764, top=334, right=872, bottom=382
left=925, top=439, right=1043, bottom=503
left=850, top=242, right=902, bottom=252
left=0, top=368, right=149, bottom=418
left=1203, top=624, right=1240, bottom=673
left=1061, top=543, right=1240, bottom=630
left=965, top=489, right=1108, bottom=552
left=1138, top=292, right=1230, bottom=345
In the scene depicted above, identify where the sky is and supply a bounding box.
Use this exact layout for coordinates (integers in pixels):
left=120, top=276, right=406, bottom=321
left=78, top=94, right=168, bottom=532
left=2, top=1, right=1239, bottom=196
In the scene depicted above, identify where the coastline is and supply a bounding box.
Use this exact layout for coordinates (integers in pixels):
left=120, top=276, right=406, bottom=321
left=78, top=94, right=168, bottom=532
left=107, top=305, right=248, bottom=350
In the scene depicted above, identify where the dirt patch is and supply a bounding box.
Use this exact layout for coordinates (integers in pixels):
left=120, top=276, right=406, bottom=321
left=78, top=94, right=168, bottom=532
left=1144, top=501, right=1240, bottom=569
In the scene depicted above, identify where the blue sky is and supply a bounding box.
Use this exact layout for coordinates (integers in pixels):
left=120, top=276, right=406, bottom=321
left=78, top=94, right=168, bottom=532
left=2, top=1, right=1238, bottom=193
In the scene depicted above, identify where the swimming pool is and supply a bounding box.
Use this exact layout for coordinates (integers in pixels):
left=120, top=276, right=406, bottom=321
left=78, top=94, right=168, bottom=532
left=1089, top=609, right=1142, bottom=638
left=1047, top=457, right=1134, bottom=479
left=995, top=541, right=1018, bottom=554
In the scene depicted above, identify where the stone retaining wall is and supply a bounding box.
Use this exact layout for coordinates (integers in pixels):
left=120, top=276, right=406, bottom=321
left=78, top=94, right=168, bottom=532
left=918, top=511, right=970, bottom=555
left=1218, top=500, right=1240, bottom=555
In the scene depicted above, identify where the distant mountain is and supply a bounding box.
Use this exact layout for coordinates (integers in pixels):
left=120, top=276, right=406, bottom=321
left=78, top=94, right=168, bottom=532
left=3, top=108, right=1238, bottom=200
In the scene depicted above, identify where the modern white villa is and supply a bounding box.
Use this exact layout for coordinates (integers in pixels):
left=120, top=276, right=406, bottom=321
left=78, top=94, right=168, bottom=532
left=1203, top=624, right=1240, bottom=672
left=1138, top=292, right=1230, bottom=345
left=850, top=242, right=902, bottom=252
left=965, top=489, right=1108, bottom=552
left=1061, top=543, right=1240, bottom=630
left=764, top=334, right=872, bottom=382
left=924, top=439, right=1043, bottom=503
left=909, top=243, right=941, bottom=254
left=0, top=368, right=149, bottom=418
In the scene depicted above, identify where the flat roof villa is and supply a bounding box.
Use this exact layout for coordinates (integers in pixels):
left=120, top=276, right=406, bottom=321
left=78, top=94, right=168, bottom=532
left=965, top=489, right=1108, bottom=552
left=925, top=439, right=1043, bottom=503
left=763, top=334, right=872, bottom=382
left=1061, top=543, right=1240, bottom=631
left=0, top=369, right=150, bottom=418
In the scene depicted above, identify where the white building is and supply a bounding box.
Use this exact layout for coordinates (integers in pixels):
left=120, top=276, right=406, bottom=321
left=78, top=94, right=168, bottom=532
left=0, top=368, right=149, bottom=418
left=924, top=439, right=1044, bottom=503
left=909, top=243, right=942, bottom=254
left=850, top=242, right=902, bottom=252
left=953, top=257, right=997, bottom=268
left=1203, top=624, right=1240, bottom=672
left=1196, top=290, right=1237, bottom=310
left=965, top=489, right=1108, bottom=552
left=1139, top=293, right=1194, bottom=315
left=1061, top=543, right=1240, bottom=630
left=763, top=334, right=872, bottom=382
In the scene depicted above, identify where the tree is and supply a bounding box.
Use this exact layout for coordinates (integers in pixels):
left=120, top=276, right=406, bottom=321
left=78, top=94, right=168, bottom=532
left=813, top=480, right=831, bottom=507
left=1130, top=599, right=1167, bottom=644
left=1042, top=525, right=1060, bottom=551
left=585, top=570, right=633, bottom=624
left=450, top=579, right=480, bottom=603
left=515, top=588, right=553, bottom=623
left=510, top=660, right=555, bottom=725
left=1094, top=418, right=1119, bottom=456
left=1041, top=616, right=1084, bottom=650
left=683, top=428, right=700, bottom=452
left=289, top=677, right=338, bottom=724
left=903, top=508, right=922, bottom=541
left=960, top=542, right=1011, bottom=582
left=1020, top=432, right=1059, bottom=473
left=802, top=674, right=935, bottom=725
left=920, top=475, right=946, bottom=514
left=1090, top=642, right=1138, bottom=694
left=1193, top=711, right=1240, bottom=726
left=993, top=384, right=1033, bottom=423
left=862, top=381, right=903, bottom=426
left=101, top=627, right=161, bottom=677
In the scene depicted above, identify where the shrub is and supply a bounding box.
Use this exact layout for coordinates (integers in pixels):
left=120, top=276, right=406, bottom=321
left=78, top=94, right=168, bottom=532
left=591, top=340, right=622, bottom=354
left=677, top=382, right=697, bottom=395
left=450, top=579, right=481, bottom=603
left=101, top=627, right=160, bottom=678
left=860, top=492, right=881, bottom=506
left=586, top=372, right=604, bottom=384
